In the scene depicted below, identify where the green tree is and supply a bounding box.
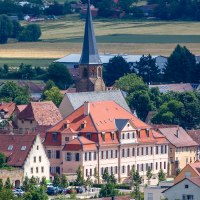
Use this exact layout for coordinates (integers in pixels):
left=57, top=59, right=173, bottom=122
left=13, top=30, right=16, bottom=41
left=18, top=24, right=41, bottom=42
left=93, top=167, right=99, bottom=184
left=47, top=63, right=72, bottom=89
left=23, top=186, right=48, bottom=200
left=85, top=176, right=93, bottom=189
left=118, top=0, right=136, bottom=13
left=164, top=45, right=196, bottom=83
left=0, top=14, right=13, bottom=44
left=75, top=166, right=85, bottom=186
left=136, top=54, right=160, bottom=83
left=0, top=153, right=5, bottom=168
left=104, top=56, right=131, bottom=86
left=60, top=175, right=68, bottom=188
left=99, top=183, right=119, bottom=198
left=0, top=179, right=3, bottom=191
left=4, top=177, right=12, bottom=189
left=22, top=176, right=30, bottom=192
left=43, top=86, right=64, bottom=107
left=158, top=169, right=166, bottom=183
left=53, top=174, right=61, bottom=187
left=109, top=173, right=117, bottom=185
left=129, top=166, right=142, bottom=198
left=11, top=20, right=22, bottom=38
left=102, top=168, right=110, bottom=183
left=40, top=177, right=47, bottom=189
left=0, top=188, right=14, bottom=200
left=146, top=167, right=153, bottom=185
left=44, top=80, right=56, bottom=91
left=97, top=0, right=115, bottom=17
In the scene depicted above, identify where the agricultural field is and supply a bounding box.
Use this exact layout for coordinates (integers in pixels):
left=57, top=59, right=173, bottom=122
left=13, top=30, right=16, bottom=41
left=0, top=14, right=200, bottom=67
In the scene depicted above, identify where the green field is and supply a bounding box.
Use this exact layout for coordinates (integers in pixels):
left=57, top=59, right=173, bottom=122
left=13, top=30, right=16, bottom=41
left=0, top=14, right=200, bottom=66
left=0, top=58, right=55, bottom=68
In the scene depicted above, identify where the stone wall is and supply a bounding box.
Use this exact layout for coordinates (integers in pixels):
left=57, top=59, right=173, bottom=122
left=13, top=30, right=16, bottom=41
left=0, top=169, right=24, bottom=187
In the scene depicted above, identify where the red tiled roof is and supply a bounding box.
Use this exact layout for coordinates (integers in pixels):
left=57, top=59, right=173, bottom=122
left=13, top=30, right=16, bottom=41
left=18, top=101, right=63, bottom=126
left=187, top=129, right=200, bottom=145
left=188, top=161, right=200, bottom=176
left=0, top=134, right=37, bottom=167
left=16, top=105, right=27, bottom=112
left=157, top=126, right=198, bottom=147
left=188, top=177, right=200, bottom=187
left=63, top=136, right=97, bottom=151
left=0, top=102, right=16, bottom=119
left=152, top=130, right=168, bottom=144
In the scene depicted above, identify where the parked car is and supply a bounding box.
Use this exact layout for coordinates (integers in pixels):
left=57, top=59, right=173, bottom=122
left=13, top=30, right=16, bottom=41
left=47, top=186, right=58, bottom=195
left=75, top=187, right=83, bottom=194
left=65, top=188, right=77, bottom=194
left=13, top=189, right=25, bottom=196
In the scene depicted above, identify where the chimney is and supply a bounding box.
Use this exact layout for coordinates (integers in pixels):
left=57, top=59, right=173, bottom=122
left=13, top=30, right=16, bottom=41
left=176, top=127, right=179, bottom=138
left=84, top=101, right=90, bottom=116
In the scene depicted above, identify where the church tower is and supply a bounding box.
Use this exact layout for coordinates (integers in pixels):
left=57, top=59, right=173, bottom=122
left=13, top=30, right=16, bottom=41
left=76, top=0, right=105, bottom=92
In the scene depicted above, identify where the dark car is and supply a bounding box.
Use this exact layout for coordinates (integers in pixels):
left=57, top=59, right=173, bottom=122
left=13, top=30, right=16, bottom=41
left=47, top=186, right=58, bottom=195
left=65, top=188, right=77, bottom=194
left=76, top=187, right=83, bottom=194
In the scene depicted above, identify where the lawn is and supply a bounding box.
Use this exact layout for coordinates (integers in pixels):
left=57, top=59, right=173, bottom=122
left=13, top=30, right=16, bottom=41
left=0, top=15, right=200, bottom=66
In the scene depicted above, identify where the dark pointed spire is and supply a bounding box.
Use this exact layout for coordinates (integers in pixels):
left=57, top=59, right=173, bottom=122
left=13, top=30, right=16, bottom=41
left=79, top=0, right=102, bottom=65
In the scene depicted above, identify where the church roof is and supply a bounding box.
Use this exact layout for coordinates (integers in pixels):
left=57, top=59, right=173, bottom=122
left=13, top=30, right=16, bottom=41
left=79, top=0, right=102, bottom=65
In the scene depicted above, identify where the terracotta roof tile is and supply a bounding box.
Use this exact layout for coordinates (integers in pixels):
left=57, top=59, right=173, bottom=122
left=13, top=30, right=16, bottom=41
left=0, top=134, right=36, bottom=167
left=18, top=101, right=63, bottom=126
left=16, top=105, right=27, bottom=112
left=0, top=102, right=16, bottom=119
left=187, top=177, right=200, bottom=188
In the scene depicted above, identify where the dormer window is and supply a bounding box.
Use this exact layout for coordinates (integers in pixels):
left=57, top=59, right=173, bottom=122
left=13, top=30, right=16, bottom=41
left=86, top=133, right=91, bottom=140
left=127, top=133, right=130, bottom=139
left=137, top=129, right=141, bottom=138
left=21, top=146, right=26, bottom=151
left=81, top=121, right=87, bottom=129
left=122, top=133, right=125, bottom=139
left=52, top=132, right=58, bottom=142
left=102, top=132, right=105, bottom=142
left=146, top=129, right=150, bottom=137
left=111, top=132, right=114, bottom=140
left=63, top=123, right=67, bottom=129
left=8, top=145, right=13, bottom=150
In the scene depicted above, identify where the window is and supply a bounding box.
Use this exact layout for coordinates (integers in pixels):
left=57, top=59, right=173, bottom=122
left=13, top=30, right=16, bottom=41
left=111, top=167, right=113, bottom=174
left=47, top=150, right=51, bottom=159
left=141, top=164, right=143, bottom=171
left=127, top=149, right=130, bottom=157
left=39, top=156, right=41, bottom=162
left=90, top=169, right=92, bottom=176
left=147, top=193, right=153, bottom=200
left=164, top=162, right=166, bottom=169
left=89, top=152, right=92, bottom=160
left=31, top=168, right=33, bottom=174
left=56, top=167, right=60, bottom=174
left=102, top=132, right=105, bottom=141
left=137, top=130, right=140, bottom=138
left=156, top=146, right=159, bottom=154
left=37, top=145, right=39, bottom=150
left=137, top=164, right=139, bottom=171
left=56, top=151, right=60, bottom=159
left=161, top=145, right=164, bottom=154
left=75, top=153, right=80, bottom=161
left=101, top=168, right=104, bottom=175
left=146, top=163, right=148, bottom=171
left=30, top=120, right=33, bottom=124
left=122, top=133, right=125, bottom=139
left=150, top=163, right=153, bottom=170
left=86, top=133, right=91, bottom=140
left=21, top=120, right=24, bottom=124
left=94, top=152, right=96, bottom=160
left=137, top=148, right=139, bottom=156
left=111, top=132, right=114, bottom=140
left=127, top=133, right=130, bottom=139
left=146, top=129, right=149, bottom=137
left=132, top=132, right=135, bottom=138
left=141, top=147, right=144, bottom=156
left=34, top=157, right=36, bottom=163
left=52, top=132, right=58, bottom=142
left=132, top=148, right=135, bottom=156
left=115, top=166, right=118, bottom=174
left=21, top=146, right=26, bottom=151
left=122, top=149, right=125, bottom=157
left=165, top=145, right=167, bottom=153
left=146, top=147, right=148, bottom=155
left=36, top=167, right=38, bottom=173
left=65, top=137, right=69, bottom=142
left=150, top=147, right=153, bottom=155
left=66, top=153, right=71, bottom=161
left=182, top=195, right=193, bottom=200
left=160, top=162, right=162, bottom=169
left=101, top=151, right=104, bottom=159
left=86, top=169, right=88, bottom=176
left=106, top=151, right=108, bottom=159
left=170, top=148, right=173, bottom=153
left=85, top=153, right=87, bottom=161
left=41, top=167, right=44, bottom=173
left=156, top=162, right=158, bottom=170
left=8, top=145, right=13, bottom=150
left=111, top=150, right=113, bottom=158
left=115, top=150, right=118, bottom=158
left=185, top=184, right=189, bottom=188
left=122, top=166, right=125, bottom=173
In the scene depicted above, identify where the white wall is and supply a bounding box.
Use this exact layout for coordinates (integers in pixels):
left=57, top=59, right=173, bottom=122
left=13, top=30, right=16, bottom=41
left=164, top=179, right=200, bottom=200
left=23, top=135, right=50, bottom=182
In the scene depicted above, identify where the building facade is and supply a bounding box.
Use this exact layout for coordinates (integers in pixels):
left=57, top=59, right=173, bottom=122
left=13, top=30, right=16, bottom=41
left=44, top=100, right=168, bottom=184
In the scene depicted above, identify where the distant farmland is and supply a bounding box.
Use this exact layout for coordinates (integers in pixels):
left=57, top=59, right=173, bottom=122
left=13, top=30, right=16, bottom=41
left=0, top=15, right=200, bottom=67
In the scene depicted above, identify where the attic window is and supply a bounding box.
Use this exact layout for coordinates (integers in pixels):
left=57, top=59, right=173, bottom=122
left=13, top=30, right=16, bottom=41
left=52, top=132, right=58, bottom=142
left=63, top=123, right=67, bottom=129
left=146, top=129, right=150, bottom=137
left=111, top=132, right=114, bottom=140
left=86, top=133, right=91, bottom=140
left=21, top=146, right=26, bottom=151
left=137, top=129, right=141, bottom=138
left=8, top=145, right=13, bottom=150
left=102, top=132, right=105, bottom=142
